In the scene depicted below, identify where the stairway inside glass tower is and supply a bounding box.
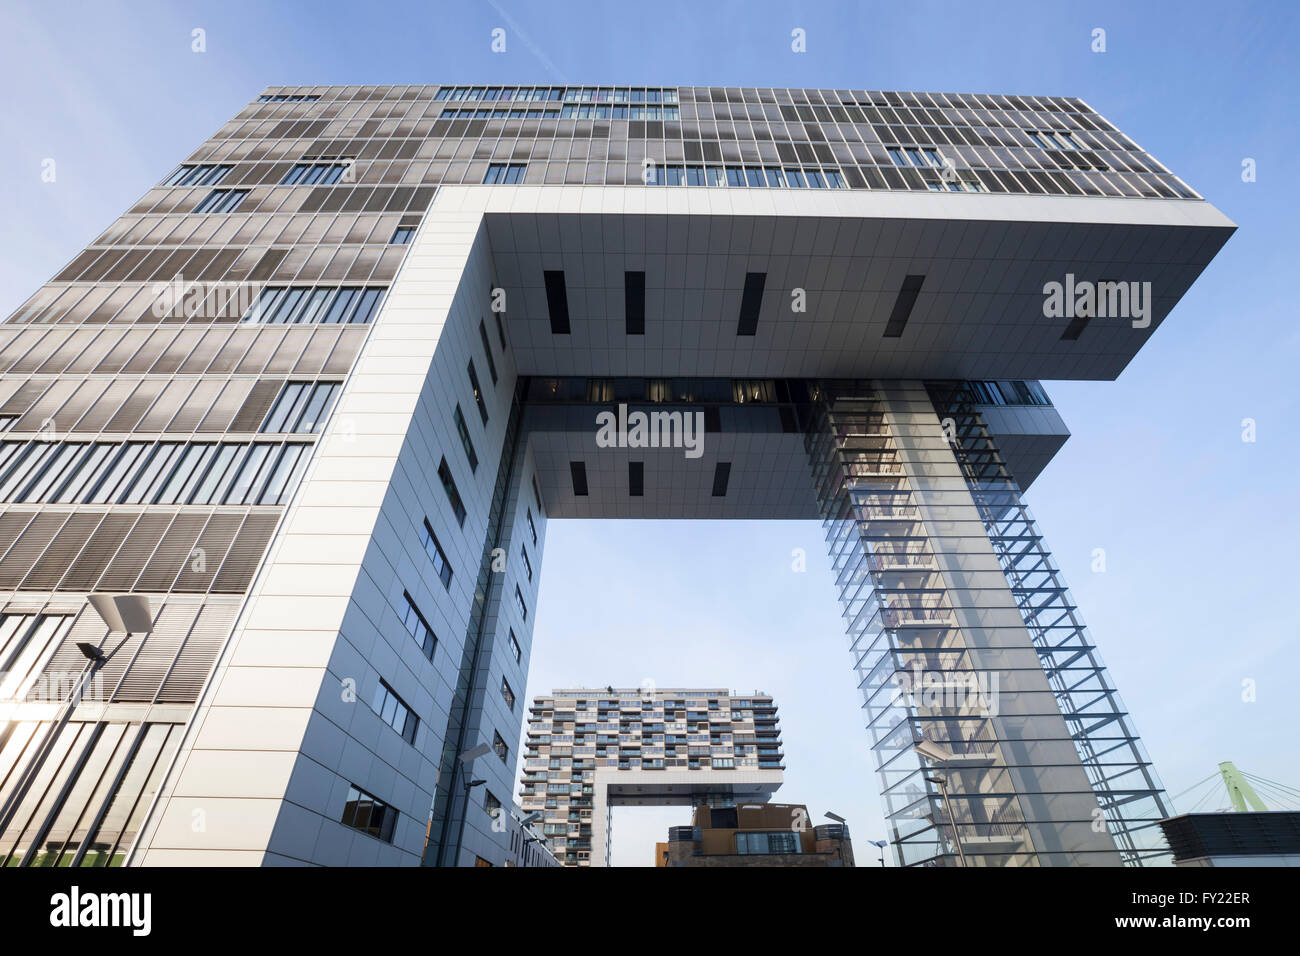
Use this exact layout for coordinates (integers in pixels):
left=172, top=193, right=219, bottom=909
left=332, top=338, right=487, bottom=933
left=805, top=380, right=1172, bottom=866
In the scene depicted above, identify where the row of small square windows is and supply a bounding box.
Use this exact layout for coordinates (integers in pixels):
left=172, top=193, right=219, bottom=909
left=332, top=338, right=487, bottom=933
left=169, top=139, right=1096, bottom=207
left=0, top=436, right=312, bottom=506
left=260, top=87, right=1085, bottom=118
left=440, top=106, right=681, bottom=120
left=434, top=86, right=679, bottom=105
left=188, top=149, right=1147, bottom=196
left=484, top=162, right=851, bottom=189
left=170, top=160, right=350, bottom=192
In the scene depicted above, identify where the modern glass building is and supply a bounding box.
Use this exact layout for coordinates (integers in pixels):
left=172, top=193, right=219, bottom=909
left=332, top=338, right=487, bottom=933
left=0, top=85, right=1232, bottom=866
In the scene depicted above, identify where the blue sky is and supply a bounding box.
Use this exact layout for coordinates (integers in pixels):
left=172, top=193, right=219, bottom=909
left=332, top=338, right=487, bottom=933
left=1, top=0, right=1295, bottom=865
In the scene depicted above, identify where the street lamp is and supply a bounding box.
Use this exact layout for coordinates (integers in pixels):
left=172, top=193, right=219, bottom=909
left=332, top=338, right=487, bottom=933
left=86, top=593, right=154, bottom=635
left=520, top=811, right=543, bottom=848
left=913, top=736, right=954, bottom=764
left=823, top=810, right=852, bottom=866
left=443, top=742, right=492, bottom=866
left=0, top=594, right=151, bottom=854
left=868, top=839, right=888, bottom=867
left=913, top=737, right=968, bottom=867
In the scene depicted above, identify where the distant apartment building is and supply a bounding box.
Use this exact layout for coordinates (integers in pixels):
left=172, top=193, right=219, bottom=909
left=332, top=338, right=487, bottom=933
left=658, top=802, right=854, bottom=867
left=520, top=688, right=784, bottom=865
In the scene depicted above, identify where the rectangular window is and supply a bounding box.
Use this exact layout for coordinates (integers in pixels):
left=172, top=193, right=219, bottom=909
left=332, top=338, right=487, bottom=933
left=280, top=160, right=351, bottom=185
left=531, top=476, right=542, bottom=512
left=242, top=286, right=386, bottom=325
left=483, top=163, right=527, bottom=184
left=493, top=731, right=509, bottom=761
left=1031, top=130, right=1082, bottom=151
left=737, top=272, right=765, bottom=336
left=259, top=381, right=340, bottom=434
left=520, top=544, right=533, bottom=582
left=401, top=592, right=437, bottom=661
left=0, top=613, right=75, bottom=700
left=508, top=629, right=522, bottom=664
left=544, top=271, right=570, bottom=334
left=628, top=461, right=644, bottom=497
left=467, top=361, right=489, bottom=425
left=526, top=507, right=537, bottom=546
left=341, top=784, right=397, bottom=843
left=390, top=225, right=416, bottom=244
left=0, top=438, right=312, bottom=507
left=421, top=518, right=454, bottom=589
left=193, top=189, right=248, bottom=214
left=478, top=321, right=498, bottom=385
left=711, top=462, right=731, bottom=497
left=437, top=458, right=467, bottom=527
left=259, top=93, right=319, bottom=102
left=884, top=275, right=925, bottom=338
left=736, top=830, right=802, bottom=855
left=485, top=790, right=502, bottom=815
left=372, top=679, right=419, bottom=744
left=493, top=307, right=507, bottom=350
left=501, top=677, right=516, bottom=711
left=624, top=271, right=646, bottom=335
left=453, top=405, right=478, bottom=472
left=515, top=585, right=528, bottom=621
left=165, top=164, right=232, bottom=187
left=569, top=461, right=588, bottom=496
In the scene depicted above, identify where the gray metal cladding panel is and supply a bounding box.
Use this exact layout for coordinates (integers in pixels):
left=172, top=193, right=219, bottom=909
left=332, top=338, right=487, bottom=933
left=0, top=513, right=64, bottom=589
left=15, top=600, right=239, bottom=705
left=156, top=603, right=238, bottom=703
left=210, top=512, right=281, bottom=593
left=23, top=512, right=101, bottom=590
left=173, top=513, right=243, bottom=592
left=0, top=507, right=280, bottom=595
left=58, top=513, right=137, bottom=591
left=136, top=514, right=209, bottom=591
left=97, top=513, right=173, bottom=591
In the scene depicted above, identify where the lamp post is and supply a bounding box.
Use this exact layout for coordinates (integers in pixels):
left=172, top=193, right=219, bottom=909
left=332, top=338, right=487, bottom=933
left=913, top=736, right=968, bottom=867
left=869, top=839, right=888, bottom=867
left=0, top=594, right=151, bottom=856
left=518, top=810, right=546, bottom=864
left=443, top=741, right=492, bottom=866
left=823, top=810, right=853, bottom=866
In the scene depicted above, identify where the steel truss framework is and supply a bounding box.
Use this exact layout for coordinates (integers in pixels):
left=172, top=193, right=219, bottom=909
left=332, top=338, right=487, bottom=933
left=806, top=380, right=1171, bottom=866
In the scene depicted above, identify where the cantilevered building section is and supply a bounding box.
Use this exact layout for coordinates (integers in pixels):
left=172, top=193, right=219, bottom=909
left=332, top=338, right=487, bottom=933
left=520, top=689, right=783, bottom=866
left=0, top=85, right=1231, bottom=867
